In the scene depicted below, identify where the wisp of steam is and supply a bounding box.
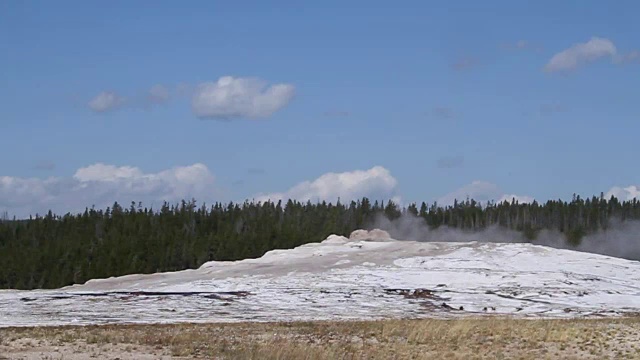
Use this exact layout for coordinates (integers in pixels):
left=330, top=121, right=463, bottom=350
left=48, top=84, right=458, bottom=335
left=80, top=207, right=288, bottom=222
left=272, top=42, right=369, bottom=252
left=371, top=213, right=640, bottom=261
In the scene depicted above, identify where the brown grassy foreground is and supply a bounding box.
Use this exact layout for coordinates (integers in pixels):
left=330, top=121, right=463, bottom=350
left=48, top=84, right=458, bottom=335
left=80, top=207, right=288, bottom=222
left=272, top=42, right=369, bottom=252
left=1, top=317, right=640, bottom=359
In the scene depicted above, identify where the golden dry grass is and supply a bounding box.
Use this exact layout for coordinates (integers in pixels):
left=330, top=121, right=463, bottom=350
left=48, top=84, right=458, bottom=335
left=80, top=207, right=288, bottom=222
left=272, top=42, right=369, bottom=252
left=2, top=317, right=640, bottom=359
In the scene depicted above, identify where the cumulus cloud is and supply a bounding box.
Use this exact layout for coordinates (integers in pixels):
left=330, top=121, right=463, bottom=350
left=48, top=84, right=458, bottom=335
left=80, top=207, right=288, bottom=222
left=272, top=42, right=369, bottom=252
left=191, top=76, right=295, bottom=119
left=88, top=91, right=125, bottom=113
left=606, top=185, right=639, bottom=201
left=253, top=166, right=399, bottom=204
left=0, top=163, right=218, bottom=218
left=543, top=37, right=638, bottom=73
left=437, top=180, right=534, bottom=206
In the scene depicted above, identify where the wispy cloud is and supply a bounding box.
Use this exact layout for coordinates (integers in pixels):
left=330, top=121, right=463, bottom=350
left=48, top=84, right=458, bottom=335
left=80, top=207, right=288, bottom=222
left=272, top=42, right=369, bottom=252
left=544, top=37, right=616, bottom=73
left=147, top=84, right=170, bottom=104
left=615, top=50, right=640, bottom=65
left=88, top=76, right=295, bottom=120
left=88, top=85, right=171, bottom=113
left=88, top=91, right=125, bottom=113
left=544, top=37, right=638, bottom=73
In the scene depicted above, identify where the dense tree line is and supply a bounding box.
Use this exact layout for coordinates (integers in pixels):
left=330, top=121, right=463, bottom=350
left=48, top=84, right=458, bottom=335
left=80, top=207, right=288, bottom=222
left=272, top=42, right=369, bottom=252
left=1, top=194, right=639, bottom=290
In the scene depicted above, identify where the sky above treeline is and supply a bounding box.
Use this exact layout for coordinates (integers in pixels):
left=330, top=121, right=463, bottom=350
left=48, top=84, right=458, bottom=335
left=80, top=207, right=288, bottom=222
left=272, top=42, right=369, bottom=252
left=1, top=1, right=639, bottom=218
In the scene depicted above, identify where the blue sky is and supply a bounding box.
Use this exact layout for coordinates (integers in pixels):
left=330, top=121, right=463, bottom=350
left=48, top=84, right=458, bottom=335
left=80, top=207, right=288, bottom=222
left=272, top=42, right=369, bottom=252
left=1, top=1, right=639, bottom=217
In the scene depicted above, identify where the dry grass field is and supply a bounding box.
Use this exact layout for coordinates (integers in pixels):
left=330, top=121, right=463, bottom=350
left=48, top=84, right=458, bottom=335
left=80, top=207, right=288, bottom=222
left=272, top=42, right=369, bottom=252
left=2, top=317, right=640, bottom=359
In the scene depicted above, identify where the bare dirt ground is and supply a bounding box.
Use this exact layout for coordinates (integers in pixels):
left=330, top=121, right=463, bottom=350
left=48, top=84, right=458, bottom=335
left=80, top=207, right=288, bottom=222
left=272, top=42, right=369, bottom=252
left=2, top=317, right=640, bottom=359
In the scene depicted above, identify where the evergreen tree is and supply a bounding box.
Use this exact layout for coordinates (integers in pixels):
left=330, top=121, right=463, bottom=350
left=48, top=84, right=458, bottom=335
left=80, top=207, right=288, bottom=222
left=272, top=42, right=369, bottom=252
left=0, top=194, right=638, bottom=289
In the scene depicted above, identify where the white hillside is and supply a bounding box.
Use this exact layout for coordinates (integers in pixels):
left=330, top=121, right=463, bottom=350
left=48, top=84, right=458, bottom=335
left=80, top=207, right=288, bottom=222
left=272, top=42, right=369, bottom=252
left=1, top=229, right=639, bottom=327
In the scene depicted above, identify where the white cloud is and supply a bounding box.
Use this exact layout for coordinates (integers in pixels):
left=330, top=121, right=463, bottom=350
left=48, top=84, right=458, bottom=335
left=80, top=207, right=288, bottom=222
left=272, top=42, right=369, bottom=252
left=88, top=77, right=295, bottom=118
left=0, top=163, right=217, bottom=218
left=544, top=37, right=618, bottom=73
left=253, top=166, right=399, bottom=204
left=88, top=91, right=125, bottom=112
left=606, top=185, right=639, bottom=201
left=192, top=76, right=295, bottom=119
left=437, top=180, right=534, bottom=206
left=73, top=164, right=144, bottom=182
left=89, top=85, right=172, bottom=113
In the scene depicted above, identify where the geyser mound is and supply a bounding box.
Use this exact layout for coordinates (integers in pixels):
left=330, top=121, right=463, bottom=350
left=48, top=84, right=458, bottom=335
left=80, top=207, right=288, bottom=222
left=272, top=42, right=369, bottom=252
left=1, top=229, right=639, bottom=327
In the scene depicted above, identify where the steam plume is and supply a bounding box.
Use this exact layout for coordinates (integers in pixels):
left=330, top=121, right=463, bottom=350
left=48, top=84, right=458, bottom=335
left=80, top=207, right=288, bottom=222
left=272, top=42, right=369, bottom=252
left=371, top=213, right=640, bottom=260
